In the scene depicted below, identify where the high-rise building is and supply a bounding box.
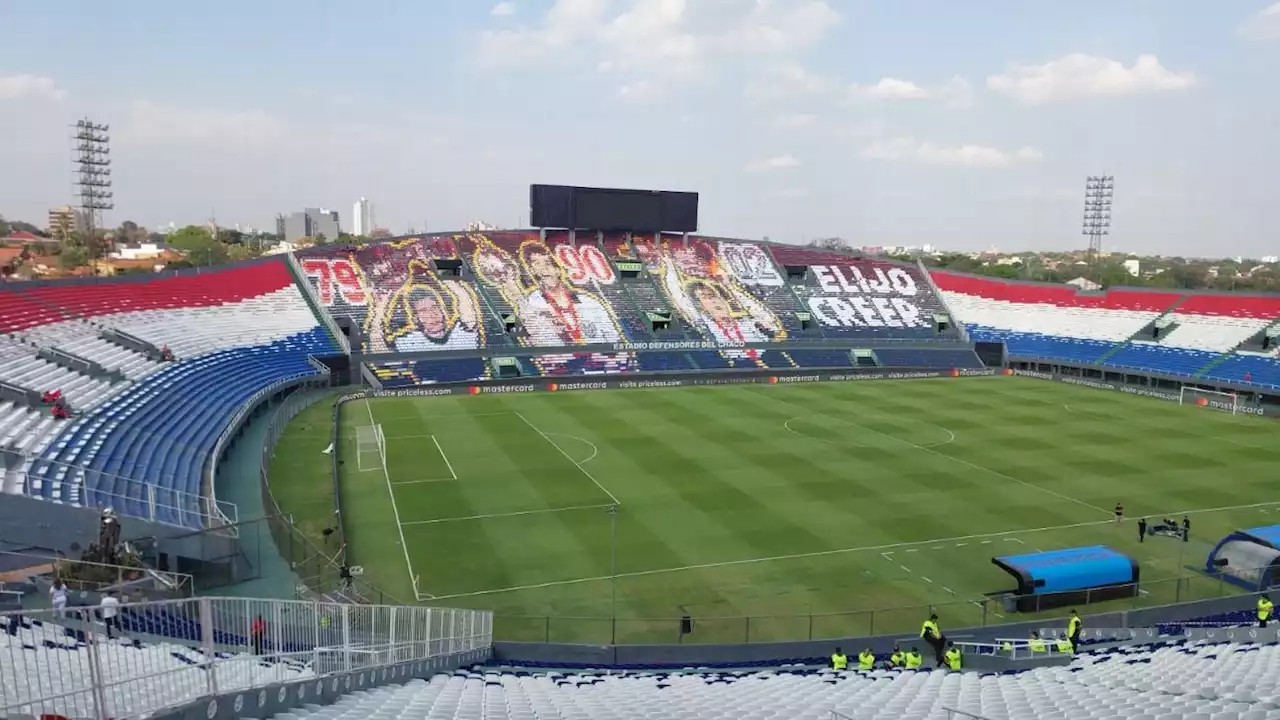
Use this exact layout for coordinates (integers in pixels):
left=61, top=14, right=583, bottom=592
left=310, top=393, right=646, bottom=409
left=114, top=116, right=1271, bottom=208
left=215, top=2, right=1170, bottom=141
left=47, top=205, right=82, bottom=240
left=352, top=197, right=374, bottom=237
left=276, top=207, right=341, bottom=243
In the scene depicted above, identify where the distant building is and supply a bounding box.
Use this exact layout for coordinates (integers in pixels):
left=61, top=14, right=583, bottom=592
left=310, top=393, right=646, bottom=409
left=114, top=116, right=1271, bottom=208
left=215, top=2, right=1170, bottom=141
left=47, top=205, right=80, bottom=240
left=352, top=198, right=374, bottom=237
left=276, top=208, right=341, bottom=243
left=1123, top=258, right=1140, bottom=276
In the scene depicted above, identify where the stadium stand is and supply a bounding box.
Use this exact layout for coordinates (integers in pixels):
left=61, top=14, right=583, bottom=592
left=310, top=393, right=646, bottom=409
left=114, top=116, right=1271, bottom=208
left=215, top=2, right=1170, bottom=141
left=930, top=270, right=1280, bottom=385
left=264, top=636, right=1280, bottom=720
left=789, top=257, right=954, bottom=341
left=0, top=259, right=338, bottom=528
left=0, top=598, right=491, bottom=719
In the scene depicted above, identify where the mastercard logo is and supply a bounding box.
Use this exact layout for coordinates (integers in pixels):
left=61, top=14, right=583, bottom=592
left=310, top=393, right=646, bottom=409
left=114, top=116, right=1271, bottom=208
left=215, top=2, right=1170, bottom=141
left=950, top=369, right=960, bottom=377
left=1196, top=397, right=1208, bottom=406
left=769, top=376, right=779, bottom=384
left=547, top=383, right=559, bottom=392
left=1003, top=368, right=1014, bottom=376
left=468, top=386, right=480, bottom=395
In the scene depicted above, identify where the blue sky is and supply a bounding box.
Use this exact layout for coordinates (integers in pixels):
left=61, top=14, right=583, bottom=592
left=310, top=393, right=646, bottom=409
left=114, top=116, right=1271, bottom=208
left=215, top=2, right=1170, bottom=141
left=1, top=0, right=1277, bottom=255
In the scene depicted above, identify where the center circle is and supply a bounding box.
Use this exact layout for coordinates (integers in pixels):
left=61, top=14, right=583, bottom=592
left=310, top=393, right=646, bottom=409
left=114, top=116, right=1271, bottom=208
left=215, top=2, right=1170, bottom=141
left=784, top=414, right=956, bottom=449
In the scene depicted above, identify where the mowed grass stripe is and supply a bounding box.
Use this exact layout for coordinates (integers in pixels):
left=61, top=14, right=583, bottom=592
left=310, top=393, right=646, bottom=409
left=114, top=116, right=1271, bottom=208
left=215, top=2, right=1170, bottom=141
left=266, top=378, right=1280, bottom=643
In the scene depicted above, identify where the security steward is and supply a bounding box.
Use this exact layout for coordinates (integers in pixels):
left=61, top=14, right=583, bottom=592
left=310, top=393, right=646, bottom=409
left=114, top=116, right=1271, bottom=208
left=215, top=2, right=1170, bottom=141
left=1067, top=609, right=1083, bottom=654
left=1055, top=636, right=1073, bottom=654
left=921, top=613, right=946, bottom=667
left=858, top=648, right=875, bottom=671
left=888, top=644, right=905, bottom=669
left=1259, top=594, right=1274, bottom=628
left=904, top=647, right=924, bottom=669
left=944, top=642, right=962, bottom=671
left=1028, top=632, right=1047, bottom=654
left=831, top=647, right=848, bottom=670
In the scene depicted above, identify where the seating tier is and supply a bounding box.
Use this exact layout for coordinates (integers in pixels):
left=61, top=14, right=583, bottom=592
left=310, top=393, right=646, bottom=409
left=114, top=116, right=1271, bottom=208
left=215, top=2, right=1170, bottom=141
left=791, top=258, right=952, bottom=340
left=874, top=347, right=985, bottom=369
left=2, top=614, right=314, bottom=718
left=271, top=637, right=1280, bottom=720
left=30, top=328, right=332, bottom=527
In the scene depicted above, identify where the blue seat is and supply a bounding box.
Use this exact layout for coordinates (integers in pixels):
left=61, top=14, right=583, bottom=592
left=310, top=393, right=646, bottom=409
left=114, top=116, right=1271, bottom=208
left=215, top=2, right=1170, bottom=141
left=32, top=327, right=335, bottom=528
left=1104, top=344, right=1216, bottom=377
left=875, top=347, right=985, bottom=369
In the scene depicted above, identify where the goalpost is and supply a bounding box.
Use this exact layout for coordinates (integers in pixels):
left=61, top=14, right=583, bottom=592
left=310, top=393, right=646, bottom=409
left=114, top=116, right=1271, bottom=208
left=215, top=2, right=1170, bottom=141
left=356, top=424, right=387, bottom=472
left=1179, top=387, right=1241, bottom=415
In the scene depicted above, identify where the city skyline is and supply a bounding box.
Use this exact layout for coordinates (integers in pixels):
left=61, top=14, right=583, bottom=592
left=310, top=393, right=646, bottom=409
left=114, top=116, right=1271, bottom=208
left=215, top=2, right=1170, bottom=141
left=0, top=1, right=1278, bottom=255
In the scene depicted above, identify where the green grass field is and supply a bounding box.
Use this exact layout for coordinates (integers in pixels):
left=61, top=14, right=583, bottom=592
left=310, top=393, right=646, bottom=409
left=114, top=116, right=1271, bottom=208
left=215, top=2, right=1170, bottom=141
left=268, top=376, right=1280, bottom=644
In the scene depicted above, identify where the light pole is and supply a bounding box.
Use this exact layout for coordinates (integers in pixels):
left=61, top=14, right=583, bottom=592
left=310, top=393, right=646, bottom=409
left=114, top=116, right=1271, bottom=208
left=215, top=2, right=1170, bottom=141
left=608, top=504, right=619, bottom=644
left=1082, top=175, right=1114, bottom=285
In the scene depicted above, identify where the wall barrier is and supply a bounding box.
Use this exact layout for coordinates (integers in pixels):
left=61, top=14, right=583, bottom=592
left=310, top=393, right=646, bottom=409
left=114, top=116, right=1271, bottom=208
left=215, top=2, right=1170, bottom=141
left=0, top=596, right=492, bottom=720
left=1008, top=368, right=1276, bottom=417
left=335, top=366, right=998, bottom=403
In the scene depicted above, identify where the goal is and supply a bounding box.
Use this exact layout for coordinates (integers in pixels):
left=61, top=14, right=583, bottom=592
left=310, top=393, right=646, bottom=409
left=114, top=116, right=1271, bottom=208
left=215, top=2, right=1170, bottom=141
left=1179, top=387, right=1241, bottom=415
left=356, top=424, right=386, bottom=472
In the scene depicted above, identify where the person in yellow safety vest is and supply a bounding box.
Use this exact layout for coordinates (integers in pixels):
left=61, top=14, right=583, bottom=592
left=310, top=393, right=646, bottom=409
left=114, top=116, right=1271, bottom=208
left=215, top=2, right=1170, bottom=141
left=888, top=644, right=905, bottom=669
left=858, top=649, right=875, bottom=671
left=905, top=647, right=924, bottom=669
left=944, top=642, right=962, bottom=671
left=831, top=647, right=848, bottom=670
left=1067, top=609, right=1082, bottom=654
left=1028, top=631, right=1047, bottom=654
left=1055, top=637, right=1073, bottom=654
left=921, top=613, right=945, bottom=667
left=1259, top=594, right=1273, bottom=628
left=1000, top=640, right=1013, bottom=653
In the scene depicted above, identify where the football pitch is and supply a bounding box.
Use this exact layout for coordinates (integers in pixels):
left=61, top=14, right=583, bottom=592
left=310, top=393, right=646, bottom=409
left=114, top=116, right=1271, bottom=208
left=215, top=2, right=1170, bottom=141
left=267, top=376, right=1280, bottom=644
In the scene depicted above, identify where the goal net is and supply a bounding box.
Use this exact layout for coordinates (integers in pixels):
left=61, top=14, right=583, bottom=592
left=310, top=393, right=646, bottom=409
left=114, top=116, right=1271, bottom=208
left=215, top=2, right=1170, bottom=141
left=356, top=424, right=386, bottom=472
left=1179, top=387, right=1240, bottom=415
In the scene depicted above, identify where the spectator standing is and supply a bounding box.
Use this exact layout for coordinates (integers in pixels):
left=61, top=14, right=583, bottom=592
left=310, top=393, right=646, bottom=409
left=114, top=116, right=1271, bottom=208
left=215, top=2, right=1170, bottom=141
left=100, top=592, right=121, bottom=639
left=251, top=615, right=267, bottom=655
left=50, top=580, right=69, bottom=618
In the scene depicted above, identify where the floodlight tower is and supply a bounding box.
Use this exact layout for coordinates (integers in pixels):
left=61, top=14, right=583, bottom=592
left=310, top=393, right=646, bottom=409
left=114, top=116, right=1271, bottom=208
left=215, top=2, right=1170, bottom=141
left=73, top=118, right=114, bottom=245
left=1082, top=175, right=1114, bottom=284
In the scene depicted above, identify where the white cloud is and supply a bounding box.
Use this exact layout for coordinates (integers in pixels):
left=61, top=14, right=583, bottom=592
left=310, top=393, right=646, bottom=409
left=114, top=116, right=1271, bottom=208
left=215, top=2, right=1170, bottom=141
left=1239, top=2, right=1280, bottom=40
left=745, top=153, right=801, bottom=172
left=0, top=73, right=66, bottom=102
left=480, top=0, right=839, bottom=94
left=490, top=2, right=517, bottom=16
left=745, top=62, right=838, bottom=103
left=776, top=188, right=810, bottom=199
left=772, top=112, right=818, bottom=128
left=863, top=138, right=1043, bottom=168
left=986, top=54, right=1196, bottom=105
left=849, top=77, right=931, bottom=101
left=616, top=79, right=658, bottom=101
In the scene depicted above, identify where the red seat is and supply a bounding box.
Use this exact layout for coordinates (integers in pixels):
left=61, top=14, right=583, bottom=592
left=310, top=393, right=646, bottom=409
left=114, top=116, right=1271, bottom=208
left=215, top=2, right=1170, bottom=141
left=0, top=261, right=295, bottom=334
left=930, top=271, right=1182, bottom=312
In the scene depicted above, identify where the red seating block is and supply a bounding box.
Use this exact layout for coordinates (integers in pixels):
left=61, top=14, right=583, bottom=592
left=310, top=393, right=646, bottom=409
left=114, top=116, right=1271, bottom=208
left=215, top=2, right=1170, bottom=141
left=930, top=271, right=1183, bottom=312
left=0, top=260, right=295, bottom=334
left=1176, top=294, right=1280, bottom=319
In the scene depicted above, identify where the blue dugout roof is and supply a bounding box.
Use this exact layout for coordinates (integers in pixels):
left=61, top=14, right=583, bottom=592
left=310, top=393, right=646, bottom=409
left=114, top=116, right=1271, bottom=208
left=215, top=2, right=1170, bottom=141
left=992, top=545, right=1138, bottom=595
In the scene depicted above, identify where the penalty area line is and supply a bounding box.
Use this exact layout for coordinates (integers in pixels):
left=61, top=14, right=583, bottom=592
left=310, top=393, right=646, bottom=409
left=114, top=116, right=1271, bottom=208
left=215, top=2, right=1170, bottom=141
left=401, top=503, right=616, bottom=526
left=427, top=497, right=1280, bottom=600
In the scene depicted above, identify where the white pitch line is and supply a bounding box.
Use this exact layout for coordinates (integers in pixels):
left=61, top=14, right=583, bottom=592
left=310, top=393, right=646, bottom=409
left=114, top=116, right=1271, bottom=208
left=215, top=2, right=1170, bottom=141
left=431, top=434, right=459, bottom=480
left=921, top=576, right=933, bottom=584
left=361, top=400, right=422, bottom=601
left=370, top=411, right=519, bottom=422
left=750, top=389, right=1113, bottom=518
left=899, top=565, right=913, bottom=574
left=426, top=497, right=1280, bottom=600
left=401, top=503, right=616, bottom=526
left=544, top=432, right=599, bottom=464
left=391, top=478, right=458, bottom=486
left=905, top=548, right=918, bottom=553
left=942, top=587, right=956, bottom=595
left=515, top=412, right=620, bottom=506
left=881, top=552, right=894, bottom=561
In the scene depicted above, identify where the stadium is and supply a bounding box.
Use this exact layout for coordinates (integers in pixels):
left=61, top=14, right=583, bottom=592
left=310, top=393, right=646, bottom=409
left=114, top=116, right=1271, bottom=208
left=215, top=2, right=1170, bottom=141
left=3, top=181, right=1280, bottom=720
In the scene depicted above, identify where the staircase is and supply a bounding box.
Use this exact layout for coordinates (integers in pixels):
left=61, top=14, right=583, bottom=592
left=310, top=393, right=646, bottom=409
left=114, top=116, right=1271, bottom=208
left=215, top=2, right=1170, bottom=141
left=284, top=253, right=350, bottom=354
left=1094, top=294, right=1189, bottom=365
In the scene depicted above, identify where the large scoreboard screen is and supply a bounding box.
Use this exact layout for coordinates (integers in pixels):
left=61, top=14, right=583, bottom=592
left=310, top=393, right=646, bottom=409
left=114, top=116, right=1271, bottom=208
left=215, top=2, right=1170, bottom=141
left=530, top=184, right=698, bottom=232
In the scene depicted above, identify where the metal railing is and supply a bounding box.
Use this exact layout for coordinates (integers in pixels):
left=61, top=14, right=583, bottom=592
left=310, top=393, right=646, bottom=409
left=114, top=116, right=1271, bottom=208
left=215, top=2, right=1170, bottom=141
left=494, top=570, right=1259, bottom=645
left=16, top=455, right=239, bottom=531
left=0, top=550, right=194, bottom=596
left=0, top=595, right=492, bottom=719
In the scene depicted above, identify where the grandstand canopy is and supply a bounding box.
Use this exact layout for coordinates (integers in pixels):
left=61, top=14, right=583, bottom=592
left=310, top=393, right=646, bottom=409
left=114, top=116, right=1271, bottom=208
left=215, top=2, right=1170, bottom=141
left=1206, top=525, right=1280, bottom=591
